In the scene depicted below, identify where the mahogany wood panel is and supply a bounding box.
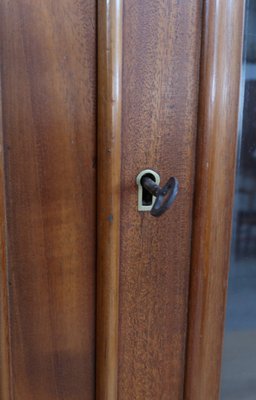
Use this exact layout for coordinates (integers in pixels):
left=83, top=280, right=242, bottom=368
left=184, top=1, right=245, bottom=399
left=0, top=1, right=96, bottom=399
left=118, top=1, right=202, bottom=398
left=96, top=1, right=123, bottom=400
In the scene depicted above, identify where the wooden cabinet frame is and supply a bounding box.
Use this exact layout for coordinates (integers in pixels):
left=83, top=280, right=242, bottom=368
left=0, top=1, right=246, bottom=399
left=96, top=1, right=245, bottom=399
left=184, top=1, right=245, bottom=399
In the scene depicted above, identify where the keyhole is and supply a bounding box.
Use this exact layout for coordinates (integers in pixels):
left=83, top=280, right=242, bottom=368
left=141, top=173, right=156, bottom=206
left=136, top=169, right=160, bottom=212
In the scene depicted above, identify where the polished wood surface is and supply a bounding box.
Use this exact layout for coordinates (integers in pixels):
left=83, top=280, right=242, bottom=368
left=0, top=1, right=96, bottom=399
left=118, top=1, right=202, bottom=398
left=184, top=1, right=245, bottom=399
left=96, top=1, right=123, bottom=400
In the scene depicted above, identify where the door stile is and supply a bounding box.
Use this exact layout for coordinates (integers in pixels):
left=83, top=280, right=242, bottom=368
left=96, top=1, right=123, bottom=400
left=184, top=1, right=245, bottom=399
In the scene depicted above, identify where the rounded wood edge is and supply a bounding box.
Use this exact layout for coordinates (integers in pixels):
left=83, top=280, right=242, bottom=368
left=0, top=85, right=12, bottom=399
left=96, top=1, right=123, bottom=399
left=184, top=1, right=246, bottom=399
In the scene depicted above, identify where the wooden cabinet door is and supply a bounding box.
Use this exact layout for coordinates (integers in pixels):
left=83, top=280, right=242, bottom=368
left=0, top=1, right=245, bottom=400
left=97, top=1, right=245, bottom=399
left=97, top=1, right=202, bottom=399
left=0, top=1, right=97, bottom=399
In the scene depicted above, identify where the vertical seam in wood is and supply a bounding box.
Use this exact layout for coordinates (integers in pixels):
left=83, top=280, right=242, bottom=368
left=0, top=72, right=13, bottom=400
left=182, top=0, right=205, bottom=398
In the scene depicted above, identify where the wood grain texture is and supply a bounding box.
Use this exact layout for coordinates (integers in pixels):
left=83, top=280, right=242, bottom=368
left=96, top=1, right=123, bottom=399
left=118, top=1, right=202, bottom=398
left=184, top=1, right=245, bottom=399
left=0, top=83, right=12, bottom=400
left=0, top=1, right=96, bottom=399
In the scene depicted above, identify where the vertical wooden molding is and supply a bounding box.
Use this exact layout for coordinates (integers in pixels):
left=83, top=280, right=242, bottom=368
left=184, top=1, right=245, bottom=399
left=96, top=1, right=123, bottom=399
left=0, top=86, right=12, bottom=399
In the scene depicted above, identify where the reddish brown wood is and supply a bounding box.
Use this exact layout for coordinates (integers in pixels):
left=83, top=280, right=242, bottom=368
left=118, top=1, right=202, bottom=398
left=184, top=1, right=245, bottom=399
left=0, top=1, right=96, bottom=399
left=96, top=1, right=123, bottom=400
left=0, top=83, right=11, bottom=400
